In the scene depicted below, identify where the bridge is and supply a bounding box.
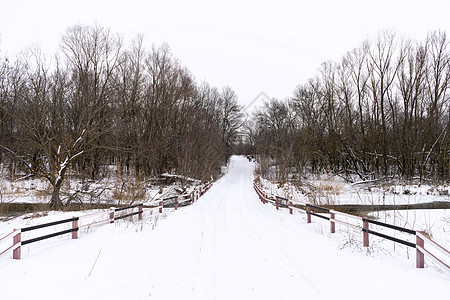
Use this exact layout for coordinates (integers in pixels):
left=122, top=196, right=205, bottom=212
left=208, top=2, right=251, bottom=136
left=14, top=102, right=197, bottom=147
left=0, top=156, right=448, bottom=299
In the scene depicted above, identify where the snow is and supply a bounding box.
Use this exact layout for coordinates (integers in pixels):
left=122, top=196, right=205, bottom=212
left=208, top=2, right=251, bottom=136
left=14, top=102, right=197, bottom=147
left=0, top=156, right=449, bottom=299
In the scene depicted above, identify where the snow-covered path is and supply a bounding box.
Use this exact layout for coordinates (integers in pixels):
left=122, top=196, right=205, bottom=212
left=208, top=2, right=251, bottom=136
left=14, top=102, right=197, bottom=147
left=0, top=156, right=448, bottom=299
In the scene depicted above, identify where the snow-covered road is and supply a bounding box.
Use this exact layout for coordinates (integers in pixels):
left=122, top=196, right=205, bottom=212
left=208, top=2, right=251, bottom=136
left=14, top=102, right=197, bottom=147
left=0, top=156, right=448, bottom=299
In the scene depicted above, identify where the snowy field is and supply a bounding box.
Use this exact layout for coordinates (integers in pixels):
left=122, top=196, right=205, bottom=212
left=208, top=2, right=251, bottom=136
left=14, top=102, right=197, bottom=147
left=0, top=156, right=449, bottom=299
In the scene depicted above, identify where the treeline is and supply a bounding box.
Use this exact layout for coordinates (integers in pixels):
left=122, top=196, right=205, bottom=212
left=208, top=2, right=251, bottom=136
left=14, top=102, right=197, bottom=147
left=0, top=24, right=242, bottom=209
left=252, top=31, right=449, bottom=183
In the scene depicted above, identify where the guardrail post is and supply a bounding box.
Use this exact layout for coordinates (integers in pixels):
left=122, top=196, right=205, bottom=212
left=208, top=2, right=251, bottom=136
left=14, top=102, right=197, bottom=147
left=159, top=201, right=163, bottom=213
left=330, top=212, right=335, bottom=234
left=175, top=197, right=178, bottom=210
left=138, top=204, right=143, bottom=220
left=306, top=205, right=311, bottom=223
left=13, top=230, right=21, bottom=260
left=289, top=201, right=293, bottom=214
left=72, top=218, right=78, bottom=239
left=363, top=219, right=369, bottom=247
left=109, top=207, right=115, bottom=223
left=276, top=198, right=279, bottom=210
left=416, top=231, right=425, bottom=268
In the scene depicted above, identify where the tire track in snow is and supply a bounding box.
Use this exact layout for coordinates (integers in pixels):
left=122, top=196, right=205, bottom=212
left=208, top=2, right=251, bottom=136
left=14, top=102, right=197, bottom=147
left=251, top=206, right=335, bottom=298
left=191, top=181, right=227, bottom=296
left=235, top=182, right=330, bottom=299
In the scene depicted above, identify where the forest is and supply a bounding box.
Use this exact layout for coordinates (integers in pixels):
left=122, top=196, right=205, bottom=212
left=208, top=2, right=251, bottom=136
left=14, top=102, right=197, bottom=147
left=0, top=24, right=243, bottom=209
left=250, top=31, right=449, bottom=184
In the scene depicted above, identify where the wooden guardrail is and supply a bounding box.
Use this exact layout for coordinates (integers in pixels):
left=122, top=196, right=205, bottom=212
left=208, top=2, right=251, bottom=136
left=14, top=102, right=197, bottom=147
left=0, top=180, right=213, bottom=261
left=253, top=176, right=450, bottom=272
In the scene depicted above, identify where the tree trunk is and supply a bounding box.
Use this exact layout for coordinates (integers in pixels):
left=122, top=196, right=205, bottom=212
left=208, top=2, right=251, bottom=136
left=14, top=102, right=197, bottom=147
left=50, top=180, right=63, bottom=210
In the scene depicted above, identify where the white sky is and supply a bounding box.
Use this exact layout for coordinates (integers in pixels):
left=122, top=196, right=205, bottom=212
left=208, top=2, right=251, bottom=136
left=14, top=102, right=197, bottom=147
left=1, top=0, right=450, bottom=107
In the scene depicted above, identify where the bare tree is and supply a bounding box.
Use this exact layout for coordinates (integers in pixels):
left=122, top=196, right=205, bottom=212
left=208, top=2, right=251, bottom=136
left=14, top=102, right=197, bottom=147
left=423, top=31, right=450, bottom=179
left=218, top=86, right=243, bottom=159
left=61, top=24, right=123, bottom=179
left=366, top=31, right=405, bottom=176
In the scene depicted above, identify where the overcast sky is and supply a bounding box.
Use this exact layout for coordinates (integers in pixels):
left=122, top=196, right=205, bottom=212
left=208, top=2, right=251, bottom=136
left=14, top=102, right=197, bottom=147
left=1, top=0, right=450, bottom=107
